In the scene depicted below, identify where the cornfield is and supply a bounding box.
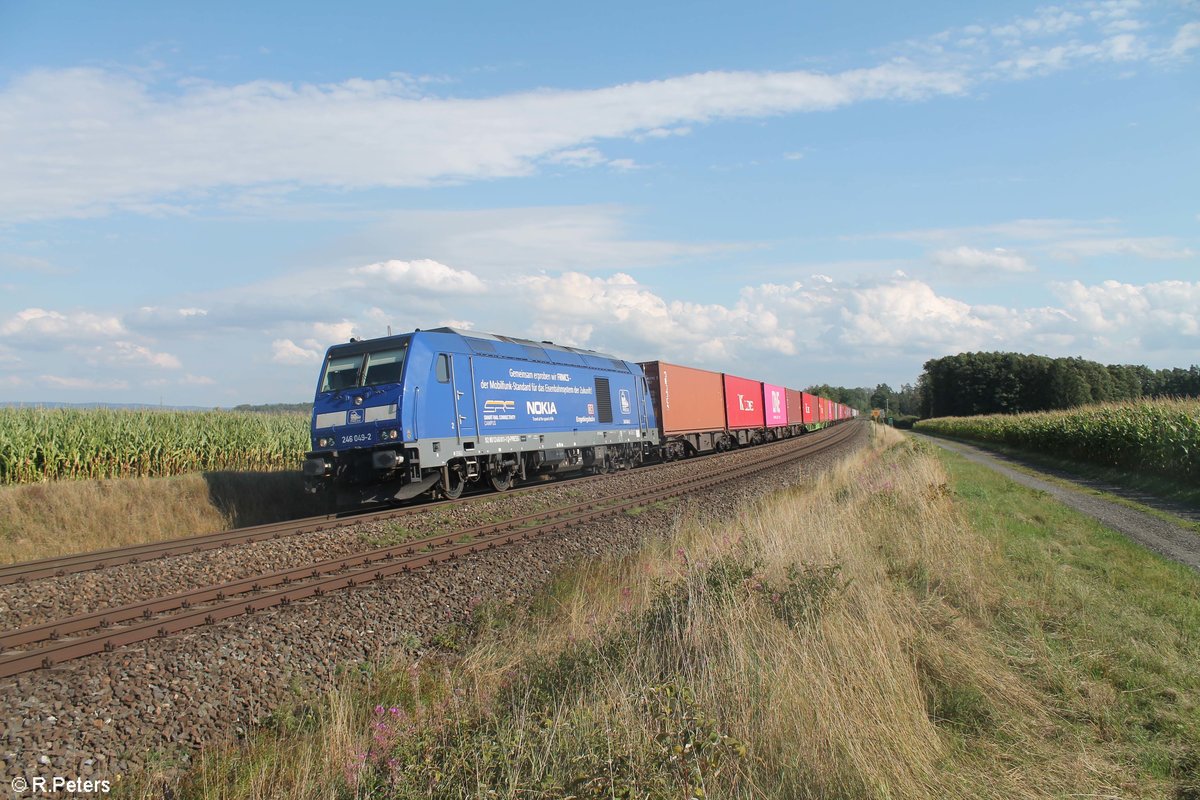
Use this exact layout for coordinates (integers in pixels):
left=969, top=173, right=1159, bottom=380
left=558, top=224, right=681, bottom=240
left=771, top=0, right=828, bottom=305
left=914, top=398, right=1200, bottom=480
left=0, top=407, right=310, bottom=485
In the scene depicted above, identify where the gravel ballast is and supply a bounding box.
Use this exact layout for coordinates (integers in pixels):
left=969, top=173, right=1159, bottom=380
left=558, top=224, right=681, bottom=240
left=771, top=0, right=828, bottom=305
left=1, top=423, right=866, bottom=783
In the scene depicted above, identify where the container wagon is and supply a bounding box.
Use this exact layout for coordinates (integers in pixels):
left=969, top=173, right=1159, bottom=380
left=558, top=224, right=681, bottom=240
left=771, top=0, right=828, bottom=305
left=639, top=360, right=729, bottom=458
left=723, top=373, right=766, bottom=446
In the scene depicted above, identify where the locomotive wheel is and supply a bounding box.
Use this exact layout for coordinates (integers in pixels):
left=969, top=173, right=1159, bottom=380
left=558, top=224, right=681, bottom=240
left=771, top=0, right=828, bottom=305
left=489, top=466, right=514, bottom=492
left=440, top=465, right=465, bottom=500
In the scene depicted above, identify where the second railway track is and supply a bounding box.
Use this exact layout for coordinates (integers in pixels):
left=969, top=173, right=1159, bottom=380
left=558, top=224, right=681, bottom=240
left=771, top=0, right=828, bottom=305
left=0, top=426, right=843, bottom=586
left=0, top=423, right=857, bottom=679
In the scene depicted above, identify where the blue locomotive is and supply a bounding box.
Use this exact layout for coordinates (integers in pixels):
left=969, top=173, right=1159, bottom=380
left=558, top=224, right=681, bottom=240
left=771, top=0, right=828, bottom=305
left=303, top=328, right=660, bottom=505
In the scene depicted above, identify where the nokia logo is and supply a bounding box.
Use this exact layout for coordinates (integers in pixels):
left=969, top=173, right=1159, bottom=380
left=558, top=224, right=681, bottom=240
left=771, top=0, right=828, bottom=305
left=527, top=400, right=558, bottom=415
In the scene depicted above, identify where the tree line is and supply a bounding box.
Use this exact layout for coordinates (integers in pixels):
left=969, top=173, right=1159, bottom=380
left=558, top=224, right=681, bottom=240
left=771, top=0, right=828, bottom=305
left=919, top=352, right=1200, bottom=419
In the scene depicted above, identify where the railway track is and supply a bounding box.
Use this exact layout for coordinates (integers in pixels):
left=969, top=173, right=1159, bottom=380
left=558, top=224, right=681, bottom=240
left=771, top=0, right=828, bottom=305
left=0, top=423, right=856, bottom=679
left=0, top=428, right=837, bottom=586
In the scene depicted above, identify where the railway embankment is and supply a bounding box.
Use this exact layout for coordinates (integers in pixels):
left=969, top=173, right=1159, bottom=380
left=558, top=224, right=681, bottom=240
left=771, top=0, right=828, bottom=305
left=123, top=425, right=1200, bottom=798
left=0, top=425, right=866, bottom=790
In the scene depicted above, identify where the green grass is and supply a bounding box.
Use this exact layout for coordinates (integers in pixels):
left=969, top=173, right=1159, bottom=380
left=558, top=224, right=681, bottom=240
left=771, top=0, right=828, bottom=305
left=358, top=523, right=423, bottom=549
left=923, top=432, right=1200, bottom=535
left=932, top=444, right=1200, bottom=791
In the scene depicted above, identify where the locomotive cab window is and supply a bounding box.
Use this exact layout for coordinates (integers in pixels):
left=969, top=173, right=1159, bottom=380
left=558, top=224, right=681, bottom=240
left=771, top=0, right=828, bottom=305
left=319, top=342, right=409, bottom=392
left=321, top=354, right=362, bottom=392
left=435, top=354, right=451, bottom=383
left=362, top=348, right=407, bottom=386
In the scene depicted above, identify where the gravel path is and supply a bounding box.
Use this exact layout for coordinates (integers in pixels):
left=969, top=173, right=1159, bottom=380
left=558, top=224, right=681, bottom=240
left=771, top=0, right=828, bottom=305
left=0, top=423, right=866, bottom=784
left=913, top=433, right=1200, bottom=572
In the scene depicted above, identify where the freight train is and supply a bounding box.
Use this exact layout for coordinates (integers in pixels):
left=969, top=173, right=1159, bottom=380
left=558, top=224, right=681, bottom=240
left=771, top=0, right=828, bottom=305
left=302, top=327, right=856, bottom=506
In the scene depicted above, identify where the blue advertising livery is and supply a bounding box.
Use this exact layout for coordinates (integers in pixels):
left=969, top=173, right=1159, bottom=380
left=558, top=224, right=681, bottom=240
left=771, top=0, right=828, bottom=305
left=303, top=328, right=660, bottom=505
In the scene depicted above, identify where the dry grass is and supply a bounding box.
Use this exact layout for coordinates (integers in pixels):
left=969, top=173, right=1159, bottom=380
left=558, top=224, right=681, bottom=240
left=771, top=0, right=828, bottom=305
left=149, top=423, right=1198, bottom=799
left=0, top=470, right=327, bottom=564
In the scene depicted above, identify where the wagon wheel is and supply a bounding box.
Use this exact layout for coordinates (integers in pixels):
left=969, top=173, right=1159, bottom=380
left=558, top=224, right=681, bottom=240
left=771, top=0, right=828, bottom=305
left=440, top=464, right=465, bottom=500
left=488, top=455, right=515, bottom=492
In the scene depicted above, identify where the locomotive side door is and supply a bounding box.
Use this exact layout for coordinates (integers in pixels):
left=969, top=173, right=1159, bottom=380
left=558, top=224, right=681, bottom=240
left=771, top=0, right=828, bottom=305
left=637, top=375, right=650, bottom=438
left=450, top=354, right=478, bottom=442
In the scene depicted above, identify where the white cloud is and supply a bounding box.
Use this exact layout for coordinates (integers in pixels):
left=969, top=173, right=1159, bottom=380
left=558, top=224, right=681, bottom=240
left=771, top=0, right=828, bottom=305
left=1046, top=237, right=1195, bottom=260
left=350, top=259, right=485, bottom=293
left=312, top=320, right=357, bottom=344
left=95, top=341, right=182, bottom=369
left=344, top=206, right=748, bottom=274
left=931, top=245, right=1034, bottom=273
left=544, top=147, right=607, bottom=168
left=515, top=271, right=799, bottom=367
left=0, top=308, right=126, bottom=342
left=271, top=338, right=322, bottom=364
left=0, top=254, right=65, bottom=274
left=1053, top=279, right=1200, bottom=339
left=39, top=375, right=129, bottom=390
left=1168, top=21, right=1200, bottom=58
left=0, top=63, right=967, bottom=220
left=869, top=218, right=1195, bottom=267
left=869, top=217, right=1116, bottom=243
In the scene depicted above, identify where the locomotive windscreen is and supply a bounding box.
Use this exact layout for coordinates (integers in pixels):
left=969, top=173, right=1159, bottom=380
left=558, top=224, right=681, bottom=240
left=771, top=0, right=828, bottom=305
left=319, top=343, right=409, bottom=392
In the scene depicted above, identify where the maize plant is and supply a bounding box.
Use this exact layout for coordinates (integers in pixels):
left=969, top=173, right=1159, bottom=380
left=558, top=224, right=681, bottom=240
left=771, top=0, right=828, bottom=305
left=914, top=398, right=1200, bottom=481
left=0, top=407, right=310, bottom=485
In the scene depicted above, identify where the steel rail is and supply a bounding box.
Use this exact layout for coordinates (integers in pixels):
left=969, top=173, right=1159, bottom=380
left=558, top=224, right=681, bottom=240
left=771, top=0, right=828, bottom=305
left=0, top=423, right=858, bottom=679
left=0, top=426, right=847, bottom=585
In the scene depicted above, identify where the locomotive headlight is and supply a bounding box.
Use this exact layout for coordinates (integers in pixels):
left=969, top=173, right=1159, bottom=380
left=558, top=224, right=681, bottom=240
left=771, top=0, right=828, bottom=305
left=383, top=429, right=399, bottom=440
left=318, top=437, right=333, bottom=448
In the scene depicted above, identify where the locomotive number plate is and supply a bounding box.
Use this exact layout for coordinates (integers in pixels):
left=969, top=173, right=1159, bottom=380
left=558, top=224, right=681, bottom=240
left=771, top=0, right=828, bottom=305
left=339, top=431, right=375, bottom=446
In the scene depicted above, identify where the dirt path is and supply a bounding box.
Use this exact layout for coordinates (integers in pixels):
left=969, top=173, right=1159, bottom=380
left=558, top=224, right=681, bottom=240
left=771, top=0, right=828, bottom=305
left=911, top=433, right=1200, bottom=573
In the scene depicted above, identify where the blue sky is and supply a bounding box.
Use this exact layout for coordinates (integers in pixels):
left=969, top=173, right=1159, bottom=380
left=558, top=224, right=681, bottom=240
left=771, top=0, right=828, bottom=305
left=0, top=0, right=1197, bottom=405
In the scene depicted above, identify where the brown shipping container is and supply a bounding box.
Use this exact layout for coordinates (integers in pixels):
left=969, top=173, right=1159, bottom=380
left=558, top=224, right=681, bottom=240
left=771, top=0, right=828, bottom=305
left=785, top=388, right=805, bottom=425
left=639, top=360, right=727, bottom=435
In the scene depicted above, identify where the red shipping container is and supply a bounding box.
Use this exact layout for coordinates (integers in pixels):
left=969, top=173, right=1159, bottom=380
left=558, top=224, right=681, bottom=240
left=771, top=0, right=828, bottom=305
left=639, top=361, right=726, bottom=435
left=801, top=392, right=817, bottom=424
left=785, top=388, right=804, bottom=425
left=763, top=383, right=787, bottom=426
left=723, top=374, right=765, bottom=429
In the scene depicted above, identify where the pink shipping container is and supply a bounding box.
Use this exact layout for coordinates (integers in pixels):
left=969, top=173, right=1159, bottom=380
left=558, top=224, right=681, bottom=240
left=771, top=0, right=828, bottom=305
left=639, top=361, right=726, bottom=435
left=763, top=383, right=787, bottom=426
left=723, top=374, right=765, bottom=429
